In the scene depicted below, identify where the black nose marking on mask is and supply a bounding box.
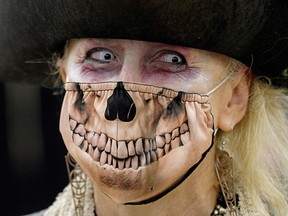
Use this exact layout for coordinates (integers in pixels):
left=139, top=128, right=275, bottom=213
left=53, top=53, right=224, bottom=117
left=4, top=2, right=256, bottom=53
left=105, top=82, right=136, bottom=122
left=167, top=91, right=184, bottom=116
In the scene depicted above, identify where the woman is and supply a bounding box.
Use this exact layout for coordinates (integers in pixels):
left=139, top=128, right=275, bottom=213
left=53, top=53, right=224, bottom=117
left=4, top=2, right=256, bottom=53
left=1, top=1, right=288, bottom=215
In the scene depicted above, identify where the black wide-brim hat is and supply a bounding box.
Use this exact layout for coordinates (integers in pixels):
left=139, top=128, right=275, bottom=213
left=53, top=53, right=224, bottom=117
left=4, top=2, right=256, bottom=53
left=0, top=0, right=287, bottom=87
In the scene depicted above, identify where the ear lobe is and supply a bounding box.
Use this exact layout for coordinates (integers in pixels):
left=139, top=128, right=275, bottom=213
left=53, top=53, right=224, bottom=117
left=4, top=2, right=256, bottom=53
left=218, top=71, right=251, bottom=132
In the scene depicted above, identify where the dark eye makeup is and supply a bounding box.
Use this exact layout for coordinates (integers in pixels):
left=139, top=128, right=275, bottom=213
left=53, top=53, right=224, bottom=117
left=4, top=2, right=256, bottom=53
left=152, top=50, right=187, bottom=65
left=146, top=50, right=190, bottom=74
left=82, top=46, right=196, bottom=78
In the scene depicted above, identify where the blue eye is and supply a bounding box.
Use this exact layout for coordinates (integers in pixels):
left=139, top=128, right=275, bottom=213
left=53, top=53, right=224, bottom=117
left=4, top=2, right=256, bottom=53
left=149, top=51, right=188, bottom=74
left=154, top=51, right=186, bottom=65
left=86, top=49, right=116, bottom=62
left=162, top=54, right=183, bottom=63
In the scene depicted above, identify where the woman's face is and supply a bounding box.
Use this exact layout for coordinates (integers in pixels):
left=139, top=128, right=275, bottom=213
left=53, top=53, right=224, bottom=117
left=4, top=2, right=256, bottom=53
left=62, top=38, right=229, bottom=93
left=59, top=39, right=247, bottom=203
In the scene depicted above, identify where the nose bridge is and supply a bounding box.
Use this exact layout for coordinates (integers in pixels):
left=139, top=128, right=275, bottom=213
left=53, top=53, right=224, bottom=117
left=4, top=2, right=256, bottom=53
left=119, top=52, right=142, bottom=83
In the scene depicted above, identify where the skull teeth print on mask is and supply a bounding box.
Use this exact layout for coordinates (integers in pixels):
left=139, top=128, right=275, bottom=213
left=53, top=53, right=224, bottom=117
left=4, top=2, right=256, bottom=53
left=70, top=118, right=190, bottom=170
left=59, top=60, right=247, bottom=204
left=62, top=82, right=214, bottom=170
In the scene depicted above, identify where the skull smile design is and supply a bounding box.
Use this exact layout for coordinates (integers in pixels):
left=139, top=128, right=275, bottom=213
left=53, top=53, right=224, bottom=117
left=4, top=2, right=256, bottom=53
left=70, top=118, right=190, bottom=170
left=60, top=81, right=214, bottom=203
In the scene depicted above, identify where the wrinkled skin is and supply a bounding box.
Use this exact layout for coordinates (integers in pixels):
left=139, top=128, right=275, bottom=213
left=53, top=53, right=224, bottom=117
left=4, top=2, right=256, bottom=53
left=58, top=39, right=250, bottom=213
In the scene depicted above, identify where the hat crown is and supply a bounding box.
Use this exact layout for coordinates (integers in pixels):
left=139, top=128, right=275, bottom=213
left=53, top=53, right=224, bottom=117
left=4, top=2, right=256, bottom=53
left=0, top=0, right=287, bottom=87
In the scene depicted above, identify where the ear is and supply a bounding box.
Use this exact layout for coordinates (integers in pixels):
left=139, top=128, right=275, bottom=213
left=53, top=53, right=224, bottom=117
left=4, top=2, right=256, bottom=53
left=56, top=58, right=67, bottom=82
left=217, top=71, right=251, bottom=132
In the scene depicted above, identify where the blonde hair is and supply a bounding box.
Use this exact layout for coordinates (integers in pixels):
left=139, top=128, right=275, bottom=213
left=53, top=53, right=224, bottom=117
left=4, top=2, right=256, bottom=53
left=216, top=78, right=288, bottom=215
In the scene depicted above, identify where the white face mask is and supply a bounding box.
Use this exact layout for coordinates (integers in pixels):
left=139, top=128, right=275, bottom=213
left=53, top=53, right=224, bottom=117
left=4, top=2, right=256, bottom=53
left=59, top=79, right=224, bottom=204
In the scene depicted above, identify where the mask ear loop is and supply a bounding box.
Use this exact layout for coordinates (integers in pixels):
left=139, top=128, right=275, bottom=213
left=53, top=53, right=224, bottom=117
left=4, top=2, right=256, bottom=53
left=205, top=60, right=234, bottom=96
left=206, top=72, right=234, bottom=96
left=205, top=56, right=253, bottom=96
